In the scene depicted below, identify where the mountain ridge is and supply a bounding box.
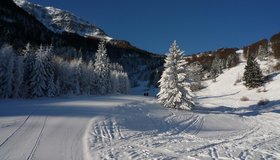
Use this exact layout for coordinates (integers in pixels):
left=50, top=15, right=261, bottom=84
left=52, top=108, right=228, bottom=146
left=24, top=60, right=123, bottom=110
left=13, top=0, right=112, bottom=40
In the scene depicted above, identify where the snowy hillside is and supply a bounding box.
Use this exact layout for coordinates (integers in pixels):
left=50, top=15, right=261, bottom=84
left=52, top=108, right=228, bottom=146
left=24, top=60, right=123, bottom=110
left=13, top=0, right=112, bottom=40
left=83, top=57, right=280, bottom=159
left=197, top=55, right=280, bottom=109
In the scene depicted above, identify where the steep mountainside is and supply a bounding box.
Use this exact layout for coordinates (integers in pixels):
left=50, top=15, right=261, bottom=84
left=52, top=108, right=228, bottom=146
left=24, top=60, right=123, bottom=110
left=0, top=0, right=164, bottom=86
left=13, top=0, right=111, bottom=40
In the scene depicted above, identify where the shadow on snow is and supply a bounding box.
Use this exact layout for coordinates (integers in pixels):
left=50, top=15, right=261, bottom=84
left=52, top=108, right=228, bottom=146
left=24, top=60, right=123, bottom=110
left=197, top=91, right=240, bottom=100
left=193, top=100, right=280, bottom=117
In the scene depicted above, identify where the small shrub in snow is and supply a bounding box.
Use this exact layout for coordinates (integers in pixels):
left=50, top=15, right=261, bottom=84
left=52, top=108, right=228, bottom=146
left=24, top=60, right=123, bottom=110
left=257, top=86, right=268, bottom=93
left=257, top=99, right=270, bottom=106
left=190, top=83, right=206, bottom=92
left=263, top=87, right=268, bottom=92
left=240, top=96, right=249, bottom=101
left=234, top=73, right=242, bottom=86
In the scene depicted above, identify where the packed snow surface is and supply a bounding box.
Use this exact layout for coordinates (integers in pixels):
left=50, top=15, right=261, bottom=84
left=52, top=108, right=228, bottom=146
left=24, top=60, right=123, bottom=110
left=0, top=96, right=140, bottom=160
left=1, top=60, right=280, bottom=160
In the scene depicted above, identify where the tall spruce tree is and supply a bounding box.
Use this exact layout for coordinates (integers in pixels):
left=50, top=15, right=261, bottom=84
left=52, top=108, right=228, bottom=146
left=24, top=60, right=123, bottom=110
left=23, top=43, right=36, bottom=98
left=188, top=62, right=204, bottom=91
left=243, top=53, right=264, bottom=88
left=210, top=56, right=223, bottom=82
left=30, top=45, right=47, bottom=98
left=0, top=44, right=15, bottom=98
left=13, top=56, right=24, bottom=98
left=94, top=39, right=111, bottom=95
left=44, top=45, right=57, bottom=97
left=157, top=41, right=193, bottom=110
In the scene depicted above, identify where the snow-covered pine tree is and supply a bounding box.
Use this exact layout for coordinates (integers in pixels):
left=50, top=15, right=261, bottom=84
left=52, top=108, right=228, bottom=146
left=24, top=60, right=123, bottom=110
left=110, top=63, right=124, bottom=72
left=118, top=72, right=130, bottom=94
left=110, top=70, right=119, bottom=94
left=188, top=62, right=204, bottom=91
left=257, top=45, right=268, bottom=61
left=157, top=41, right=193, bottom=110
left=54, top=57, right=70, bottom=95
left=79, top=61, right=90, bottom=95
left=210, top=56, right=223, bottom=82
left=109, top=62, right=130, bottom=94
left=94, top=39, right=111, bottom=95
left=30, top=45, right=47, bottom=98
left=22, top=43, right=36, bottom=98
left=0, top=44, right=15, bottom=98
left=123, top=72, right=130, bottom=94
left=72, top=58, right=82, bottom=95
left=87, top=60, right=96, bottom=95
left=44, top=45, right=57, bottom=97
left=55, top=78, right=61, bottom=96
left=13, top=55, right=24, bottom=98
left=243, top=53, right=264, bottom=88
left=47, top=73, right=56, bottom=97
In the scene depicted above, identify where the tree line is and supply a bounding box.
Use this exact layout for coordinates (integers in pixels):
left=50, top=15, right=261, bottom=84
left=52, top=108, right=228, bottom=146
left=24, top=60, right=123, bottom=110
left=0, top=40, right=130, bottom=99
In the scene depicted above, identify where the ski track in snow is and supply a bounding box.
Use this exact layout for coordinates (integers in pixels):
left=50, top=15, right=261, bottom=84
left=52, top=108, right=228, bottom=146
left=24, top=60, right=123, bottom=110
left=0, top=95, right=280, bottom=159
left=0, top=96, right=141, bottom=160
left=85, top=97, right=280, bottom=160
left=0, top=113, right=32, bottom=148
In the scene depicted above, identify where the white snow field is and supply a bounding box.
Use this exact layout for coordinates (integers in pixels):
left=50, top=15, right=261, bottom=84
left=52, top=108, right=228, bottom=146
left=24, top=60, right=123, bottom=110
left=0, top=96, right=140, bottom=160
left=1, top=59, right=280, bottom=160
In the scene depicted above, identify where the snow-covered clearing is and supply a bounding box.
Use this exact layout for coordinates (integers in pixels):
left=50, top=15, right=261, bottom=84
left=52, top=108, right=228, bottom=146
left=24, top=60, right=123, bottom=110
left=1, top=60, right=280, bottom=160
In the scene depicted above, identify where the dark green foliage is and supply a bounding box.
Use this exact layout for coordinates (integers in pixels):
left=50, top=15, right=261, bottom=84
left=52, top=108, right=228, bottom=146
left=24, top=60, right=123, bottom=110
left=243, top=54, right=264, bottom=88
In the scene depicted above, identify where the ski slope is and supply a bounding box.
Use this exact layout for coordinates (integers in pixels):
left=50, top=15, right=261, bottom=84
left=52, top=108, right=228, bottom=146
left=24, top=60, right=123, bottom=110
left=0, top=96, right=139, bottom=160
left=1, top=60, right=280, bottom=160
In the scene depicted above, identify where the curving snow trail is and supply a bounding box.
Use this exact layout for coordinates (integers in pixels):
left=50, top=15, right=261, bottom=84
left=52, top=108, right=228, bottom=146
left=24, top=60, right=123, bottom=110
left=1, top=95, right=280, bottom=160
left=0, top=96, right=138, bottom=160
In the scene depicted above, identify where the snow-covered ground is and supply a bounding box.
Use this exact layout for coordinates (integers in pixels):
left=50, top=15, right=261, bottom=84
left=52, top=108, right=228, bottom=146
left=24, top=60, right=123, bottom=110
left=84, top=98, right=280, bottom=159
left=1, top=58, right=280, bottom=160
left=84, top=58, right=280, bottom=159
left=0, top=96, right=139, bottom=160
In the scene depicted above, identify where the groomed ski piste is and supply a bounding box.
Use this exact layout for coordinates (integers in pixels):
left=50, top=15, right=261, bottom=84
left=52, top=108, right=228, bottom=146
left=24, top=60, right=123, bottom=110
left=1, top=56, right=280, bottom=160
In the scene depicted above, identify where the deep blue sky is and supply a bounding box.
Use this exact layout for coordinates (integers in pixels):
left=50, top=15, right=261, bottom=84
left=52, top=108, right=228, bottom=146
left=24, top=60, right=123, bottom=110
left=29, top=0, right=280, bottom=55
